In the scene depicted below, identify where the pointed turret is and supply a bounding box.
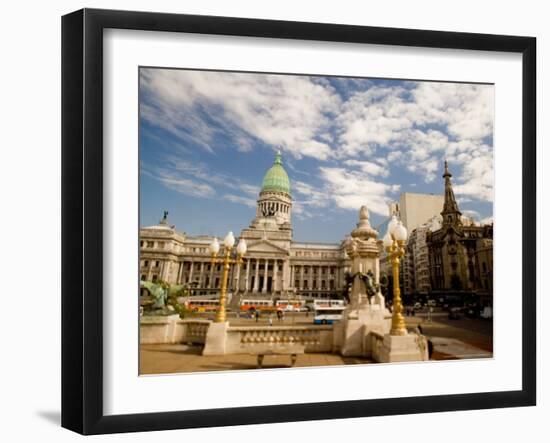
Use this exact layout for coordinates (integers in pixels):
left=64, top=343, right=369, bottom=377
left=441, top=161, right=462, bottom=226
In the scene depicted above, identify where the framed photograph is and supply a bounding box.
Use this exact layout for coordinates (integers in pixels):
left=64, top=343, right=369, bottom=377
left=62, top=8, right=536, bottom=435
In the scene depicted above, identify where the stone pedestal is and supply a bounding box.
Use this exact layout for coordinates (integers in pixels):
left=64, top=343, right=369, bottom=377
left=202, top=321, right=229, bottom=355
left=376, top=333, right=429, bottom=363
left=140, top=314, right=182, bottom=344
left=340, top=305, right=392, bottom=357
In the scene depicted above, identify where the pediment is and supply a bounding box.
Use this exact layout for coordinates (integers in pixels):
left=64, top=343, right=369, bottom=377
left=246, top=239, right=289, bottom=255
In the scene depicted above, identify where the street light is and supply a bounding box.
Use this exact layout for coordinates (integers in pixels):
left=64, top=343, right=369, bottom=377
left=384, top=219, right=408, bottom=336
left=209, top=232, right=246, bottom=323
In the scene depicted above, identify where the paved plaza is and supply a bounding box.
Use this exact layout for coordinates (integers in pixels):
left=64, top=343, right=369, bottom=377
left=140, top=309, right=493, bottom=374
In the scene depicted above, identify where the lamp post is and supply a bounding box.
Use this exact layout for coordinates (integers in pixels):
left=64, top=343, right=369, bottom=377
left=209, top=232, right=247, bottom=323
left=383, top=216, right=408, bottom=336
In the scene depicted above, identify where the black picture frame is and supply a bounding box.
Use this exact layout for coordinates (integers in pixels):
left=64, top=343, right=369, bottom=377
left=61, top=8, right=536, bottom=435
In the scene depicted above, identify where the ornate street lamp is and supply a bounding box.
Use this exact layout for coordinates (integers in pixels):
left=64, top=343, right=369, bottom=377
left=383, top=216, right=408, bottom=336
left=209, top=232, right=247, bottom=323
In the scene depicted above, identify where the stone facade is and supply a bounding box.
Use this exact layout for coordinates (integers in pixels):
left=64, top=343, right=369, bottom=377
left=426, top=162, right=493, bottom=300
left=140, top=152, right=351, bottom=301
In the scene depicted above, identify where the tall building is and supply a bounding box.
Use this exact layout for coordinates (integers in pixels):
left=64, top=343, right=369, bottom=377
left=399, top=192, right=444, bottom=232
left=426, top=161, right=493, bottom=301
left=139, top=152, right=353, bottom=301
left=403, top=217, right=440, bottom=296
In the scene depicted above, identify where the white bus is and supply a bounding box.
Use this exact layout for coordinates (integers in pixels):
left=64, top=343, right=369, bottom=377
left=313, top=299, right=345, bottom=309
left=313, top=305, right=345, bottom=324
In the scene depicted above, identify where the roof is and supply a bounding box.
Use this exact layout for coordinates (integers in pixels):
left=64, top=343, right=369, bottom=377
left=261, top=151, right=291, bottom=196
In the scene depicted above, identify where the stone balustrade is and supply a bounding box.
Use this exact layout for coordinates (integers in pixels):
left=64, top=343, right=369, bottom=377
left=226, top=325, right=334, bottom=353
left=182, top=319, right=210, bottom=344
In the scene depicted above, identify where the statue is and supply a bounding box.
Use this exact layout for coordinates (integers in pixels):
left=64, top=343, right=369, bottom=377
left=140, top=280, right=192, bottom=317
left=140, top=280, right=169, bottom=311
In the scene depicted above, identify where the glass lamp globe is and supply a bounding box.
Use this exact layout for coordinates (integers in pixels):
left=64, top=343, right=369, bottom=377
left=209, top=237, right=220, bottom=255
left=224, top=231, right=235, bottom=248
left=236, top=239, right=247, bottom=255
left=388, top=215, right=399, bottom=236
left=383, top=231, right=393, bottom=249
left=394, top=221, right=408, bottom=242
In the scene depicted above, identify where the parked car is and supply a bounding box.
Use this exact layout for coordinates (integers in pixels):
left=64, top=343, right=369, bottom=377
left=448, top=307, right=461, bottom=320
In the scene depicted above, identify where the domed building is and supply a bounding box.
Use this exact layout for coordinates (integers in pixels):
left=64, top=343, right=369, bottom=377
left=139, top=151, right=352, bottom=301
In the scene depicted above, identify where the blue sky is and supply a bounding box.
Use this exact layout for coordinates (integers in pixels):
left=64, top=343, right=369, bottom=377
left=139, top=68, right=494, bottom=243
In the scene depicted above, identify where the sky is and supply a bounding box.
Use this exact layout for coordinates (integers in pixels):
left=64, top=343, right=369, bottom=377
left=139, top=68, right=494, bottom=243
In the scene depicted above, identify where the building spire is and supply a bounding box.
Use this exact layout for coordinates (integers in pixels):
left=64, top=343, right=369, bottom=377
left=441, top=161, right=461, bottom=225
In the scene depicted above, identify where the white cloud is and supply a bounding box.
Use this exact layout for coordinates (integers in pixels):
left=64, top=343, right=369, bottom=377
left=141, top=69, right=494, bottom=209
left=319, top=167, right=398, bottom=216
left=334, top=82, right=494, bottom=197
left=142, top=168, right=216, bottom=198
left=343, top=159, right=389, bottom=177
left=224, top=194, right=257, bottom=208
left=140, top=69, right=342, bottom=160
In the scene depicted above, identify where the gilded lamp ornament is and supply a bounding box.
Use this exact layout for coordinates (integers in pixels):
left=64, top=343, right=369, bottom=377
left=383, top=216, right=409, bottom=336
left=209, top=232, right=247, bottom=323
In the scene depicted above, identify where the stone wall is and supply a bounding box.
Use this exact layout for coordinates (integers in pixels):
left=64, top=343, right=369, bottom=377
left=140, top=316, right=210, bottom=345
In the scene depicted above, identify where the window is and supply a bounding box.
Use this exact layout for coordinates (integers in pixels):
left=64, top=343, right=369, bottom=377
left=152, top=275, right=158, bottom=282
left=141, top=274, right=146, bottom=281
left=147, top=241, right=154, bottom=248
left=140, top=241, right=144, bottom=247
left=155, top=261, right=160, bottom=267
left=158, top=241, right=165, bottom=249
left=144, top=260, right=149, bottom=267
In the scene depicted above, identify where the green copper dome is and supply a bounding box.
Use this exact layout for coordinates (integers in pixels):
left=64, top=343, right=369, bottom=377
left=261, top=151, right=291, bottom=196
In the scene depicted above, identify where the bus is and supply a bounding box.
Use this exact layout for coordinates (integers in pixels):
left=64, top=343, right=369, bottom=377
left=313, top=305, right=345, bottom=324
left=186, top=299, right=219, bottom=312
left=275, top=299, right=306, bottom=312
left=313, top=299, right=345, bottom=309
left=240, top=299, right=275, bottom=312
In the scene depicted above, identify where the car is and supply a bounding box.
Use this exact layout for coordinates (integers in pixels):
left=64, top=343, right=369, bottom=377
left=448, top=307, right=461, bottom=320
left=413, top=302, right=422, bottom=310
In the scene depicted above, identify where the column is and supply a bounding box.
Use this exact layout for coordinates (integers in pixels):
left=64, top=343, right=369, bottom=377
left=209, top=263, right=215, bottom=289
left=283, top=260, right=290, bottom=291
left=262, top=259, right=269, bottom=293
left=300, top=265, right=304, bottom=290
left=188, top=261, right=194, bottom=283
left=245, top=259, right=250, bottom=292
left=199, top=262, right=205, bottom=288
left=318, top=266, right=322, bottom=292
left=235, top=263, right=241, bottom=292
left=253, top=259, right=260, bottom=292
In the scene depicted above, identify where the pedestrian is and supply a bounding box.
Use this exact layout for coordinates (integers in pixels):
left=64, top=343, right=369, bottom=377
left=428, top=306, right=433, bottom=322
left=268, top=313, right=273, bottom=327
left=255, top=310, right=259, bottom=323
